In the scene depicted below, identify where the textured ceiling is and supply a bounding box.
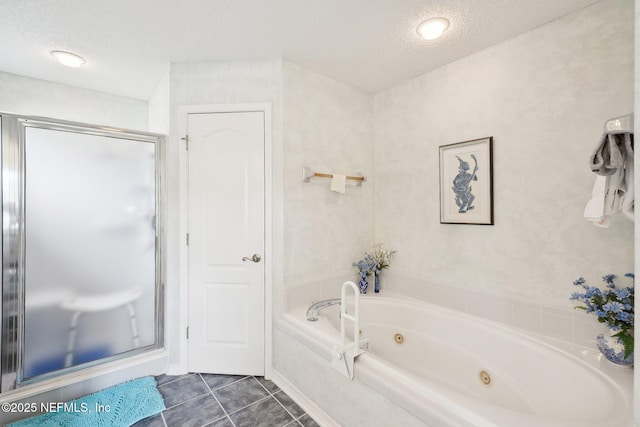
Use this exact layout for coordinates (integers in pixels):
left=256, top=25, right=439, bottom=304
left=0, top=0, right=602, bottom=100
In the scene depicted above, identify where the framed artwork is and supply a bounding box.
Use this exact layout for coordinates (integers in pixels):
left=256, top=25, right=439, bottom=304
left=439, top=137, right=493, bottom=225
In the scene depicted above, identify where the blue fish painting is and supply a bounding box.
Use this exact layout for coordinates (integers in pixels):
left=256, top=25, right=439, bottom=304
left=452, top=154, right=478, bottom=213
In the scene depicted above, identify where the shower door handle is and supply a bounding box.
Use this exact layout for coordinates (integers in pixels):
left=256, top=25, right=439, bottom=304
left=242, top=253, right=262, bottom=263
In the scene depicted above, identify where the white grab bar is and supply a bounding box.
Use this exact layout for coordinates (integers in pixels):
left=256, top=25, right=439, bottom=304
left=330, top=280, right=368, bottom=379
left=340, top=280, right=360, bottom=351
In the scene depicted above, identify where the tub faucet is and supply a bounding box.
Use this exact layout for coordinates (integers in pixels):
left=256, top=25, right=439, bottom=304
left=306, top=298, right=341, bottom=321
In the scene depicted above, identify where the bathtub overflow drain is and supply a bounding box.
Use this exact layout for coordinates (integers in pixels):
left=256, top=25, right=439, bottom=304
left=394, top=333, right=405, bottom=344
left=479, top=370, right=492, bottom=387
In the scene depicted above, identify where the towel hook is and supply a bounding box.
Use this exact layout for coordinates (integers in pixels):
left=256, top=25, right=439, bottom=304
left=604, top=114, right=633, bottom=134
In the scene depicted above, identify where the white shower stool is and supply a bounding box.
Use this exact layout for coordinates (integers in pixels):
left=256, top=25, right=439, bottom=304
left=59, top=287, right=143, bottom=367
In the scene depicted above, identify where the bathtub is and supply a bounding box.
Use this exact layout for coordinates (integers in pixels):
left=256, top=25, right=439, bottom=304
left=277, top=295, right=632, bottom=427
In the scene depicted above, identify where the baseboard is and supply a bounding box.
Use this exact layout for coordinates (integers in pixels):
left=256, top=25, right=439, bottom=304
left=271, top=370, right=340, bottom=427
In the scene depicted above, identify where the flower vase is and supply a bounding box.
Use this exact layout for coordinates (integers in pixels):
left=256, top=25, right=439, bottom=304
left=374, top=271, right=380, bottom=293
left=596, top=332, right=633, bottom=366
left=358, top=273, right=368, bottom=294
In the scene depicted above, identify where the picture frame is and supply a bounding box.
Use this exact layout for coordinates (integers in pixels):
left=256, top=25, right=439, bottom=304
left=439, top=137, right=493, bottom=225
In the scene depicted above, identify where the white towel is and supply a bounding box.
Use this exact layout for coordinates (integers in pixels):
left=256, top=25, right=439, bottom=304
left=584, top=175, right=607, bottom=222
left=621, top=133, right=634, bottom=221
left=603, top=168, right=625, bottom=216
left=586, top=132, right=634, bottom=226
left=330, top=174, right=346, bottom=194
left=585, top=169, right=626, bottom=229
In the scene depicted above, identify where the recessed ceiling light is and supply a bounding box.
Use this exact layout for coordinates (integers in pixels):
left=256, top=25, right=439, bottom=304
left=50, top=50, right=86, bottom=68
left=417, top=17, right=450, bottom=40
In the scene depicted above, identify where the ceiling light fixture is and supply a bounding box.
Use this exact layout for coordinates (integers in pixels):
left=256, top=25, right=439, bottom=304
left=416, top=17, right=450, bottom=40
left=50, top=50, right=86, bottom=68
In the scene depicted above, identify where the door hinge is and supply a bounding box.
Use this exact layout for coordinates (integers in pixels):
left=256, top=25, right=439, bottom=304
left=181, top=134, right=189, bottom=151
left=186, top=233, right=189, bottom=246
left=186, top=326, right=189, bottom=339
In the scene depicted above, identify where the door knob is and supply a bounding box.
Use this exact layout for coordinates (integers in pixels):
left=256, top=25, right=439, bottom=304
left=242, top=254, right=262, bottom=263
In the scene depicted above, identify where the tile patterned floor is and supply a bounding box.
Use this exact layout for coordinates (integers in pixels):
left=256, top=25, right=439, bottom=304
left=133, top=373, right=320, bottom=427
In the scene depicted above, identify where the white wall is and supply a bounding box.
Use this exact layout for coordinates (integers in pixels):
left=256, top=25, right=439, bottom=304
left=373, top=0, right=634, bottom=332
left=148, top=66, right=171, bottom=134
left=0, top=71, right=148, bottom=130
left=282, top=62, right=374, bottom=310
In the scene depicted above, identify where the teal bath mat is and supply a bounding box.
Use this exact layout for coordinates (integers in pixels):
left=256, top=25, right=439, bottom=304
left=8, top=376, right=165, bottom=427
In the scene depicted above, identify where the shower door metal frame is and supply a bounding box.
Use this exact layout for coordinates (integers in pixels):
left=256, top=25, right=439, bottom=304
left=0, top=113, right=166, bottom=392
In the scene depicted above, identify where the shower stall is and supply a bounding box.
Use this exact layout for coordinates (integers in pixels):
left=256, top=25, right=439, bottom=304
left=0, top=113, right=164, bottom=392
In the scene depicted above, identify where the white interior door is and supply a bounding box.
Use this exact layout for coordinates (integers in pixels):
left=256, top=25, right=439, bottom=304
left=187, top=111, right=265, bottom=375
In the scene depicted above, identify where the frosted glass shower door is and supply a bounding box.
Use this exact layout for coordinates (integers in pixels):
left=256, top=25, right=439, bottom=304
left=23, top=126, right=157, bottom=379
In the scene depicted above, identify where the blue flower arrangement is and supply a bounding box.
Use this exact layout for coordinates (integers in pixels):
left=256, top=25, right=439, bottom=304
left=570, top=273, right=634, bottom=358
left=353, top=244, right=396, bottom=293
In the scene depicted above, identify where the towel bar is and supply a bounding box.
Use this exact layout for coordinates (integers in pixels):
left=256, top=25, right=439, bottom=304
left=302, top=166, right=366, bottom=185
